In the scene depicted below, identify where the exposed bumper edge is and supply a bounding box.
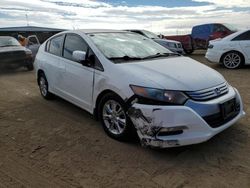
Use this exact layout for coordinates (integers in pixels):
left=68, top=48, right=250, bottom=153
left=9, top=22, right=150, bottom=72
left=128, top=91, right=245, bottom=148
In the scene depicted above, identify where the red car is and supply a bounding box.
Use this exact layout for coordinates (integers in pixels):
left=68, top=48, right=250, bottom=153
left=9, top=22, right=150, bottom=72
left=165, top=23, right=237, bottom=54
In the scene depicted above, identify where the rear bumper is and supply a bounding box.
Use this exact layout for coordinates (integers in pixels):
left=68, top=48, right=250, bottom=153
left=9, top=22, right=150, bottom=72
left=205, top=50, right=221, bottom=63
left=128, top=87, right=245, bottom=148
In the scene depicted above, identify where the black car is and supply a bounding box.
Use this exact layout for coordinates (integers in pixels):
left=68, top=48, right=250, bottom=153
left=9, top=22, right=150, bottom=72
left=0, top=36, right=33, bottom=71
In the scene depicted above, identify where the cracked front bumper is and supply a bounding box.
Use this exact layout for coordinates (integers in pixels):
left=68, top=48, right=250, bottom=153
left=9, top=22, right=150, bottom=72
left=128, top=87, right=245, bottom=148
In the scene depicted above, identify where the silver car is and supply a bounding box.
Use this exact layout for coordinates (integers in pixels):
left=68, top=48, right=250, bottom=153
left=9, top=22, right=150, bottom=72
left=126, top=29, right=184, bottom=54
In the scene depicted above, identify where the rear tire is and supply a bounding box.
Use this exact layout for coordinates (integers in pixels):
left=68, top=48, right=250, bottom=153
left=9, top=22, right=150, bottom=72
left=222, top=51, right=243, bottom=69
left=184, top=49, right=194, bottom=54
left=38, top=73, right=54, bottom=100
left=98, top=93, right=136, bottom=141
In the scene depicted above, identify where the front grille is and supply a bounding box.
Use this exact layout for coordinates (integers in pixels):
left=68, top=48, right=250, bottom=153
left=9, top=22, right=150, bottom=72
left=203, top=101, right=240, bottom=128
left=186, top=83, right=229, bottom=101
left=1, top=50, right=27, bottom=64
left=1, top=51, right=26, bottom=58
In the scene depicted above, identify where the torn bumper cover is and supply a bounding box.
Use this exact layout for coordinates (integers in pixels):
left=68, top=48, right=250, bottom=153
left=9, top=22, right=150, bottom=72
left=128, top=88, right=245, bottom=148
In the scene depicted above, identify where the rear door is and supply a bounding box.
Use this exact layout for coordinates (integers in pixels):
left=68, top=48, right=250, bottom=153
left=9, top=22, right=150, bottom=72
left=45, top=34, right=65, bottom=94
left=61, top=33, right=94, bottom=110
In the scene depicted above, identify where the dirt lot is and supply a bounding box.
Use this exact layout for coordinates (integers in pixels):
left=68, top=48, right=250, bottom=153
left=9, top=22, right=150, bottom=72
left=0, top=52, right=249, bottom=188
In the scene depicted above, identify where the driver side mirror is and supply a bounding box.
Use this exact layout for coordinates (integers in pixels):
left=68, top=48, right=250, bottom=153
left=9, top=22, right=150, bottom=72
left=72, top=50, right=86, bottom=63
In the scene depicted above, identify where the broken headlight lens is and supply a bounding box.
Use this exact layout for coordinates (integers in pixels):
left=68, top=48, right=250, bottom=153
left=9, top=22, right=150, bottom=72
left=130, top=85, right=188, bottom=105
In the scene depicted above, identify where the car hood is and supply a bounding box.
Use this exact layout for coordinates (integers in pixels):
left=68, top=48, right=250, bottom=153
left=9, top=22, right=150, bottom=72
left=119, top=56, right=225, bottom=91
left=0, top=46, right=27, bottom=53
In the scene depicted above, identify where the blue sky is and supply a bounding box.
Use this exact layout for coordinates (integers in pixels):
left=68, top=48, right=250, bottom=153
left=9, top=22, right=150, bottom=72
left=102, top=0, right=209, bottom=7
left=0, top=0, right=249, bottom=34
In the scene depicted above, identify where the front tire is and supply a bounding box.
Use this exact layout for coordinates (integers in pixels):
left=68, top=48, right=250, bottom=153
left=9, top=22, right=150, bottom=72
left=184, top=49, right=194, bottom=54
left=38, top=73, right=54, bottom=100
left=98, top=93, right=136, bottom=141
left=222, top=51, right=243, bottom=69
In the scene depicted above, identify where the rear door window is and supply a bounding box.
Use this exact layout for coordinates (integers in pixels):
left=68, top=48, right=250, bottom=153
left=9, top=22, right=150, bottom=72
left=63, top=34, right=88, bottom=62
left=48, top=34, right=64, bottom=56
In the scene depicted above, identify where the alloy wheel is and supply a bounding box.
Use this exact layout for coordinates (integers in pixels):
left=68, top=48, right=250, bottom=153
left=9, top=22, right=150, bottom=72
left=102, top=100, right=127, bottom=135
left=223, top=52, right=241, bottom=69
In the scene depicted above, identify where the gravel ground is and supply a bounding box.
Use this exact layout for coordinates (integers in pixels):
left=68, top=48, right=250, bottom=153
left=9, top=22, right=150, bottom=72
left=0, top=52, right=249, bottom=188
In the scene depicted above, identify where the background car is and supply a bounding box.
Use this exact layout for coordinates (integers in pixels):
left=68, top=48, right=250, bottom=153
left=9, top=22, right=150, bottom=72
left=205, top=29, right=250, bottom=69
left=165, top=23, right=237, bottom=54
left=126, top=29, right=184, bottom=54
left=0, top=36, right=33, bottom=70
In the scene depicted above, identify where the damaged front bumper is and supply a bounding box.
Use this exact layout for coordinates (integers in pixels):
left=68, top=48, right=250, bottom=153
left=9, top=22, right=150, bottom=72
left=128, top=87, right=245, bottom=148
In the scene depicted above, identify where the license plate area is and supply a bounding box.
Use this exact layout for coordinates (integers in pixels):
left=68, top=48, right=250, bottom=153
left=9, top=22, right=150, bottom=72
left=220, top=98, right=236, bottom=120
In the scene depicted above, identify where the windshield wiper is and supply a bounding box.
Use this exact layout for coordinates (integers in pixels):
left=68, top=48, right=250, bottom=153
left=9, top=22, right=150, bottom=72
left=109, top=55, right=143, bottom=61
left=143, top=52, right=180, bottom=60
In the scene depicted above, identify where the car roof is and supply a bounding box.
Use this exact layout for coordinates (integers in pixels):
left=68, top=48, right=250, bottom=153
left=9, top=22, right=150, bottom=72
left=77, top=29, right=127, bottom=34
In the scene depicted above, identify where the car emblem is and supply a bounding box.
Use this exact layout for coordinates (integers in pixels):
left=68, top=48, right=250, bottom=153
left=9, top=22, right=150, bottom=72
left=214, top=88, right=221, bottom=95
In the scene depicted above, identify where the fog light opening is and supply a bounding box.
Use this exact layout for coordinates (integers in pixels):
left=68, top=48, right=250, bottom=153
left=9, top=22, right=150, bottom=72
left=167, top=140, right=179, bottom=146
left=157, top=126, right=187, bottom=137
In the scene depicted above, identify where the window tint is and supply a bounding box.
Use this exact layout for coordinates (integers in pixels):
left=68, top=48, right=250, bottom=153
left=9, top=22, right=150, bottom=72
left=48, top=35, right=64, bottom=56
left=63, top=34, right=88, bottom=61
left=232, top=31, right=250, bottom=41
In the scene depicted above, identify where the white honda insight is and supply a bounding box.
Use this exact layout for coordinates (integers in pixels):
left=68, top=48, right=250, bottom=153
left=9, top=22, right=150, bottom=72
left=206, top=30, right=250, bottom=69
left=35, top=30, right=245, bottom=148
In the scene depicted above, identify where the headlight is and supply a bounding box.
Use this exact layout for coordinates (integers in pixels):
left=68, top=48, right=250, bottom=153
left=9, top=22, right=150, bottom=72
left=130, top=85, right=188, bottom=105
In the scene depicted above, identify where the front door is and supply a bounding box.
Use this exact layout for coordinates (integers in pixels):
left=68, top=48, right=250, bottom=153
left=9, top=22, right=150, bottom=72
left=61, top=33, right=94, bottom=111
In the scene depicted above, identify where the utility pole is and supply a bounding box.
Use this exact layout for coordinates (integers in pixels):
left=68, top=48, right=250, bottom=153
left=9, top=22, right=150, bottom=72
left=26, top=12, right=29, bottom=26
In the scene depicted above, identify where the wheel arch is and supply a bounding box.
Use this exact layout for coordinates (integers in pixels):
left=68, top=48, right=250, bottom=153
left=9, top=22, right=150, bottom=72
left=93, top=89, right=126, bottom=120
left=220, top=50, right=245, bottom=65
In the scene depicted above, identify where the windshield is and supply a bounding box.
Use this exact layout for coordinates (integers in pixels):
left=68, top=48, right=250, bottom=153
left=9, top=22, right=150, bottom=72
left=142, top=30, right=160, bottom=39
left=88, top=32, right=173, bottom=63
left=223, top=23, right=238, bottom=32
left=0, top=37, right=20, bottom=47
